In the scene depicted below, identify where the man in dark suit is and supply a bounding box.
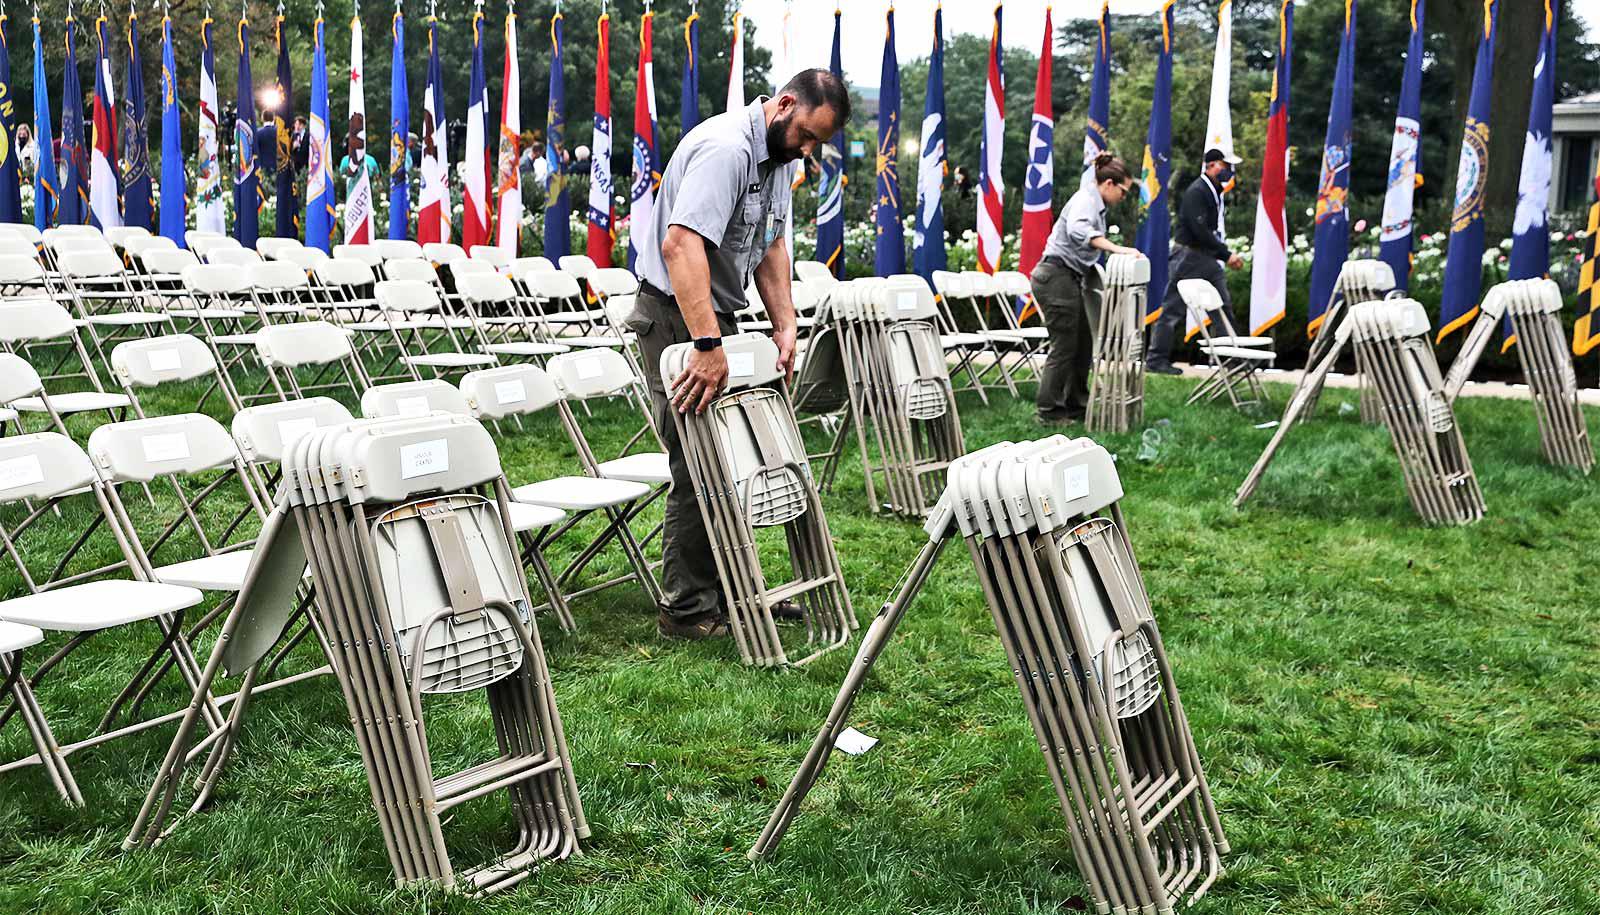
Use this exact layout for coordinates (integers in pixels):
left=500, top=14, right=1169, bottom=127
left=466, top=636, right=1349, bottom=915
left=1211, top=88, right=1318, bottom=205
left=1146, top=147, right=1244, bottom=374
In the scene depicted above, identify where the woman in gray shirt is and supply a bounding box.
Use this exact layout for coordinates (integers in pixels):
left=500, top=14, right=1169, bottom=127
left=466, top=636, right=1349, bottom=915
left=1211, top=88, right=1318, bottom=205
left=1029, top=153, right=1142, bottom=424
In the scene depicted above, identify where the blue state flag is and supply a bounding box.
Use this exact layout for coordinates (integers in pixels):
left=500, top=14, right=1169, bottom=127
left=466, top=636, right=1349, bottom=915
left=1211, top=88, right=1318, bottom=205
left=123, top=12, right=153, bottom=230
left=544, top=12, right=570, bottom=260
left=158, top=15, right=185, bottom=244
left=306, top=15, right=334, bottom=252
left=1307, top=0, right=1357, bottom=338
left=32, top=16, right=55, bottom=230
left=815, top=8, right=845, bottom=279
left=1378, top=0, right=1425, bottom=291
left=234, top=16, right=258, bottom=247
left=1083, top=1, right=1111, bottom=188
left=681, top=9, right=700, bottom=137
left=60, top=15, right=88, bottom=225
left=1438, top=0, right=1498, bottom=341
left=1135, top=1, right=1175, bottom=323
left=388, top=11, right=408, bottom=240
left=1506, top=0, right=1559, bottom=349
left=0, top=13, right=21, bottom=223
left=874, top=7, right=903, bottom=277
left=913, top=5, right=946, bottom=283
left=274, top=15, right=297, bottom=237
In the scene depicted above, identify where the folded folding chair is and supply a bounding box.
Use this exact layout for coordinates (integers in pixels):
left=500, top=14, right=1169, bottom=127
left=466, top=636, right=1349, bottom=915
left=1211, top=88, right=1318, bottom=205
left=1174, top=279, right=1275, bottom=412
left=831, top=276, right=966, bottom=518
left=658, top=333, right=855, bottom=667
left=1297, top=259, right=1397, bottom=422
left=230, top=395, right=355, bottom=503
left=1086, top=254, right=1151, bottom=433
left=1441, top=277, right=1592, bottom=473
left=789, top=323, right=853, bottom=493
left=752, top=437, right=1229, bottom=914
left=460, top=361, right=663, bottom=612
left=0, top=431, right=217, bottom=804
left=1238, top=298, right=1485, bottom=524
left=127, top=414, right=586, bottom=894
left=254, top=320, right=372, bottom=404
left=110, top=333, right=243, bottom=416
left=0, top=300, right=133, bottom=426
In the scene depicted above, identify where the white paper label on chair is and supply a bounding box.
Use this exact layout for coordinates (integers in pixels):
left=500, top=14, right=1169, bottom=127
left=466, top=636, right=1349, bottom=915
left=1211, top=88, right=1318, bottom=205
left=142, top=432, right=191, bottom=463
left=400, top=438, right=449, bottom=479
left=0, top=455, right=44, bottom=491
left=1063, top=463, right=1090, bottom=503
left=146, top=348, right=183, bottom=372
left=834, top=727, right=879, bottom=756
left=727, top=351, right=755, bottom=379
left=896, top=291, right=919, bottom=313
left=395, top=396, right=431, bottom=417
left=576, top=356, right=604, bottom=380
left=494, top=379, right=527, bottom=405
left=277, top=417, right=319, bottom=447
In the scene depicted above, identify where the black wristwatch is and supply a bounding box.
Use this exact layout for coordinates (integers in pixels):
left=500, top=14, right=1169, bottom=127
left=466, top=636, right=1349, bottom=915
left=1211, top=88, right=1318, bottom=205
left=693, top=336, right=723, bottom=352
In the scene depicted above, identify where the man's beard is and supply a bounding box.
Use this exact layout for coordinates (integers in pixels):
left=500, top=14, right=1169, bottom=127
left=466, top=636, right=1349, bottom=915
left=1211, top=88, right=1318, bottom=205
left=766, top=114, right=803, bottom=164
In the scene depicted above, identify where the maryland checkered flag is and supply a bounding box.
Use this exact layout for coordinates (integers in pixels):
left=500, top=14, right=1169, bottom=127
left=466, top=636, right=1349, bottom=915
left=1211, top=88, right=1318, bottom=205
left=1575, top=170, right=1600, bottom=355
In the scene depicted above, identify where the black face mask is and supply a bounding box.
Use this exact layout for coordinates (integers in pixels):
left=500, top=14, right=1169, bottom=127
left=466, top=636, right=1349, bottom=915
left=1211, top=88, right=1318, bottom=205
left=1215, top=165, right=1234, bottom=186
left=766, top=113, right=804, bottom=165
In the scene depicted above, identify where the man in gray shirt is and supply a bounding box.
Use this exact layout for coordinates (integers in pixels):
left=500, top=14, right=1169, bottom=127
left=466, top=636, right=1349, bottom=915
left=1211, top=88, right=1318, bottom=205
left=631, top=68, right=850, bottom=640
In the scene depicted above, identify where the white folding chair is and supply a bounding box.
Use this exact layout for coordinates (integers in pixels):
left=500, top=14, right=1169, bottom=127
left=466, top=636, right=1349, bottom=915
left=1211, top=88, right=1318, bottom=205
left=331, top=243, right=386, bottom=270
left=254, top=320, right=371, bottom=403
left=255, top=237, right=304, bottom=261
left=423, top=242, right=468, bottom=266
left=1176, top=279, right=1275, bottom=412
left=0, top=300, right=132, bottom=423
left=793, top=259, right=838, bottom=288
left=110, top=333, right=242, bottom=415
left=365, top=279, right=498, bottom=381
left=456, top=271, right=571, bottom=363
left=469, top=244, right=513, bottom=271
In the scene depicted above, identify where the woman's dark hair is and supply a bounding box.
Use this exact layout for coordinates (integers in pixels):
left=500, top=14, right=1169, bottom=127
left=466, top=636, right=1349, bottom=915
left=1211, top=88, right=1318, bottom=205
left=1093, top=152, right=1132, bottom=186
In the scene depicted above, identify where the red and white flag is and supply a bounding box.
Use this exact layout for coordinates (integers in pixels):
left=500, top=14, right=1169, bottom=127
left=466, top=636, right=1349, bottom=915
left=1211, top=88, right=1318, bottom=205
left=494, top=11, right=522, bottom=254
left=1018, top=8, right=1053, bottom=276
left=976, top=4, right=1005, bottom=275
left=90, top=19, right=122, bottom=230
left=1248, top=0, right=1294, bottom=335
left=417, top=15, right=451, bottom=245
left=586, top=12, right=614, bottom=266
left=726, top=7, right=744, bottom=112
left=345, top=15, right=373, bottom=244
left=462, top=10, right=491, bottom=250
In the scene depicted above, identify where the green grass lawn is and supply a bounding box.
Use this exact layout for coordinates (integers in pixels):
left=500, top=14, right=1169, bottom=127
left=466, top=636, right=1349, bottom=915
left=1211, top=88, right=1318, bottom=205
left=1, top=375, right=1598, bottom=914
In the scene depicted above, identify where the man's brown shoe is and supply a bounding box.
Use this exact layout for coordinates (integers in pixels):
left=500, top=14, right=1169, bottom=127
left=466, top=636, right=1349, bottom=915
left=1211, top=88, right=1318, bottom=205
left=658, top=612, right=730, bottom=640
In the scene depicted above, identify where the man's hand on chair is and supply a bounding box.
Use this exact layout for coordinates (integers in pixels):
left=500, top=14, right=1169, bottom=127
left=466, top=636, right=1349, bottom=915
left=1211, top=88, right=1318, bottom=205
left=672, top=347, right=728, bottom=415
left=773, top=323, right=798, bottom=383
left=1226, top=254, right=1245, bottom=270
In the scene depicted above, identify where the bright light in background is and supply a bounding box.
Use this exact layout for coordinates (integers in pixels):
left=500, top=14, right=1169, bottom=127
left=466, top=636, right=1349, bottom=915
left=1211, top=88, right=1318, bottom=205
left=903, top=138, right=918, bottom=158
left=258, top=86, right=284, bottom=113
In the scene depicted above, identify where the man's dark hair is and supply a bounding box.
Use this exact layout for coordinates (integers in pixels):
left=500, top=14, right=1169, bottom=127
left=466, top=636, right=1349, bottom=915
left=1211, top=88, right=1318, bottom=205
left=779, top=68, right=851, bottom=126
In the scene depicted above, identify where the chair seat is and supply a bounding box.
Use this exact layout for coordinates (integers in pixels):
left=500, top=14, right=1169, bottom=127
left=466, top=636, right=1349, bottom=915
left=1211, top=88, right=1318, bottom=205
left=543, top=310, right=606, bottom=325
left=481, top=342, right=572, bottom=357
left=940, top=332, right=990, bottom=348
left=739, top=316, right=817, bottom=332
left=0, top=579, right=205, bottom=632
left=0, top=407, right=16, bottom=423
left=211, top=333, right=260, bottom=346
left=347, top=319, right=432, bottom=332
left=257, top=304, right=306, bottom=315
left=11, top=391, right=132, bottom=413
left=167, top=307, right=249, bottom=320
left=596, top=452, right=671, bottom=485
left=1201, top=345, right=1275, bottom=363
left=154, top=551, right=257, bottom=592
left=0, top=620, right=44, bottom=654
left=401, top=352, right=499, bottom=368
left=558, top=335, right=626, bottom=349
left=988, top=327, right=1049, bottom=341
left=1208, top=335, right=1274, bottom=348
left=505, top=501, right=567, bottom=532
left=84, top=311, right=172, bottom=326
left=512, top=475, right=651, bottom=511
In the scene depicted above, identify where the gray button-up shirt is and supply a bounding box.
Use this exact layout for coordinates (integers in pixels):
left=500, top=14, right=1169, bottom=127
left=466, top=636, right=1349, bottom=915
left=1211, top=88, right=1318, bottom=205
left=1040, top=186, right=1107, bottom=274
left=633, top=97, right=792, bottom=315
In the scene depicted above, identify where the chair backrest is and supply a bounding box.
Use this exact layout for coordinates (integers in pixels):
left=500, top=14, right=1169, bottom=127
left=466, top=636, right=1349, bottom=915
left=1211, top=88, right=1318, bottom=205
left=182, top=262, right=253, bottom=295
left=58, top=247, right=127, bottom=278
left=87, top=413, right=240, bottom=482
left=187, top=234, right=242, bottom=259
left=509, top=256, right=555, bottom=278
left=185, top=229, right=228, bottom=247
left=374, top=279, right=444, bottom=312
left=0, top=353, right=45, bottom=403
left=103, top=225, right=151, bottom=246
left=0, top=223, right=44, bottom=245
left=523, top=269, right=583, bottom=300
left=423, top=242, right=468, bottom=265
left=250, top=260, right=311, bottom=291
left=589, top=267, right=639, bottom=297
left=111, top=334, right=219, bottom=388
left=44, top=224, right=104, bottom=243
left=332, top=243, right=386, bottom=267
left=454, top=271, right=517, bottom=305
left=124, top=234, right=178, bottom=259
left=232, top=397, right=354, bottom=463
left=378, top=257, right=439, bottom=284
left=1176, top=279, right=1223, bottom=316
left=547, top=348, right=637, bottom=399
left=602, top=293, right=637, bottom=328
left=360, top=380, right=471, bottom=419
left=373, top=239, right=424, bottom=261
left=793, top=260, right=837, bottom=288
left=469, top=245, right=512, bottom=268
left=312, top=256, right=378, bottom=289
left=255, top=321, right=356, bottom=367
left=207, top=246, right=266, bottom=267
left=0, top=432, right=100, bottom=505
left=0, top=235, right=41, bottom=259
left=275, top=246, right=331, bottom=270
left=460, top=364, right=565, bottom=419
left=0, top=253, right=47, bottom=283
left=558, top=254, right=597, bottom=279
left=256, top=237, right=304, bottom=259
left=931, top=270, right=966, bottom=300
left=450, top=258, right=497, bottom=278
left=0, top=298, right=76, bottom=343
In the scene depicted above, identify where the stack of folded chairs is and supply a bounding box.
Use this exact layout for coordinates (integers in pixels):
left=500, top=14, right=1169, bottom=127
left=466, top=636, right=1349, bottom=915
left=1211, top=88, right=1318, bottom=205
left=830, top=275, right=965, bottom=518
left=1086, top=253, right=1150, bottom=434
left=1238, top=299, right=1485, bottom=525
left=1442, top=278, right=1592, bottom=473
left=129, top=413, right=585, bottom=895
left=660, top=333, right=855, bottom=667
left=753, top=437, right=1228, bottom=913
left=1301, top=259, right=1396, bottom=423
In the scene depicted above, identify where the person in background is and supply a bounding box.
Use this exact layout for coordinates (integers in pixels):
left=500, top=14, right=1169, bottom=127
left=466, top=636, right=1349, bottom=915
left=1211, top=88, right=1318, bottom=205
left=1146, top=147, right=1244, bottom=375
left=291, top=115, right=309, bottom=172
left=1028, top=152, right=1142, bottom=425
left=15, top=123, right=36, bottom=181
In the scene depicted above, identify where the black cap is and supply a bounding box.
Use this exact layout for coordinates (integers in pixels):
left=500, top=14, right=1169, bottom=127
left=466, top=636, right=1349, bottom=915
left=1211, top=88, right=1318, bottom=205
left=1203, top=148, right=1228, bottom=164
